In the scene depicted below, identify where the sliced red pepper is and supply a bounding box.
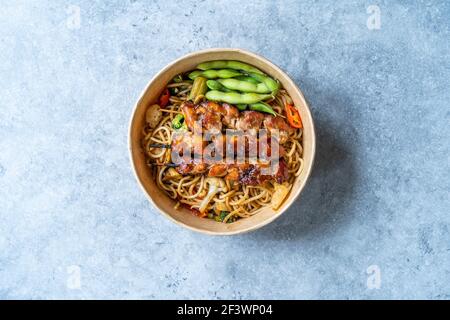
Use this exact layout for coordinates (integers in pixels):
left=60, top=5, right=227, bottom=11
left=286, top=104, right=303, bottom=129
left=159, top=88, right=170, bottom=107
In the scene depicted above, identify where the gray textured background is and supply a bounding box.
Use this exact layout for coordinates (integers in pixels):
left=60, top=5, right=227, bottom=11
left=0, top=0, right=449, bottom=299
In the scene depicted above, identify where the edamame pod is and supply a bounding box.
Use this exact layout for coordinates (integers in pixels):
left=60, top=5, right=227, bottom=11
left=249, top=102, right=276, bottom=116
left=218, top=78, right=271, bottom=94
left=197, top=60, right=264, bottom=75
left=205, top=90, right=271, bottom=104
left=235, top=75, right=260, bottom=84
left=248, top=72, right=280, bottom=95
left=188, top=70, right=203, bottom=79
left=236, top=104, right=247, bottom=111
left=206, top=80, right=232, bottom=92
left=188, top=69, right=241, bottom=80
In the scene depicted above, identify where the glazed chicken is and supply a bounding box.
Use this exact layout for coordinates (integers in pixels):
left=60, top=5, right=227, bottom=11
left=181, top=101, right=239, bottom=132
left=171, top=101, right=293, bottom=185
left=171, top=131, right=285, bottom=163
left=181, top=101, right=293, bottom=141
left=174, top=159, right=288, bottom=185
left=207, top=159, right=289, bottom=185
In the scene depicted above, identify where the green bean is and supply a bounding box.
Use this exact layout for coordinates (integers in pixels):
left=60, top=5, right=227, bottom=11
left=206, top=80, right=232, bottom=92
left=197, top=60, right=264, bottom=75
left=248, top=72, right=280, bottom=95
left=217, top=78, right=271, bottom=94
left=235, top=75, right=260, bottom=84
left=236, top=104, right=247, bottom=111
left=205, top=90, right=271, bottom=104
left=249, top=102, right=276, bottom=116
left=188, top=77, right=207, bottom=101
left=188, top=69, right=241, bottom=80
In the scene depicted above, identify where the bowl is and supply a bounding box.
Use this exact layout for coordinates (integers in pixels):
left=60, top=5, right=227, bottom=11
left=129, top=48, right=316, bottom=235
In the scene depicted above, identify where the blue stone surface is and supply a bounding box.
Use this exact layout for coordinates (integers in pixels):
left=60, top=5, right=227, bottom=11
left=0, top=0, right=449, bottom=299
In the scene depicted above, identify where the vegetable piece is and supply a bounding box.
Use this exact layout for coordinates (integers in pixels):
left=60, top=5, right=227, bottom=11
left=165, top=148, right=171, bottom=163
left=236, top=104, right=247, bottom=111
left=217, top=78, right=271, bottom=93
left=159, top=88, right=170, bottom=107
left=214, top=202, right=228, bottom=214
left=219, top=211, right=228, bottom=222
left=205, top=90, right=271, bottom=104
left=169, top=87, right=179, bottom=95
left=285, top=104, right=303, bottom=128
left=206, top=80, right=231, bottom=92
left=145, top=104, right=162, bottom=128
left=172, top=113, right=187, bottom=130
left=173, top=74, right=184, bottom=83
left=271, top=183, right=290, bottom=210
left=227, top=216, right=236, bottom=223
left=235, top=75, right=260, bottom=84
left=198, top=178, right=228, bottom=214
left=188, top=70, right=203, bottom=79
left=247, top=72, right=280, bottom=95
left=249, top=102, right=276, bottom=116
left=163, top=168, right=182, bottom=180
left=188, top=69, right=241, bottom=80
left=197, top=60, right=265, bottom=75
left=188, top=76, right=207, bottom=101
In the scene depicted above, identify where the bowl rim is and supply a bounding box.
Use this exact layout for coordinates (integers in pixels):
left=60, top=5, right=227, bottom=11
left=128, top=48, right=316, bottom=235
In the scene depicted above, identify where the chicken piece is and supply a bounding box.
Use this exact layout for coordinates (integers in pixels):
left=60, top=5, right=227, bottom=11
left=181, top=102, right=198, bottom=131
left=200, top=101, right=222, bottom=113
left=212, top=134, right=285, bottom=159
left=171, top=132, right=208, bottom=175
left=263, top=116, right=295, bottom=144
left=208, top=164, right=228, bottom=177
left=230, top=159, right=289, bottom=185
left=180, top=101, right=223, bottom=132
left=176, top=161, right=208, bottom=175
left=235, top=111, right=265, bottom=131
left=263, top=158, right=289, bottom=184
left=201, top=109, right=222, bottom=131
left=198, top=101, right=240, bottom=131
left=221, top=103, right=240, bottom=128
left=275, top=159, right=289, bottom=183
left=171, top=132, right=205, bottom=156
left=212, top=134, right=237, bottom=158
left=174, top=158, right=288, bottom=185
left=238, top=164, right=261, bottom=185
left=263, top=136, right=286, bottom=158
left=225, top=167, right=239, bottom=181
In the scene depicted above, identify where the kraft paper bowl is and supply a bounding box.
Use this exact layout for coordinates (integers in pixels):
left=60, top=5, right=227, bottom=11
left=129, top=48, right=316, bottom=235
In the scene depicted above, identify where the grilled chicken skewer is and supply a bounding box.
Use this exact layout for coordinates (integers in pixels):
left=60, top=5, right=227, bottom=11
left=149, top=101, right=295, bottom=185
left=181, top=101, right=294, bottom=143
left=149, top=159, right=288, bottom=186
